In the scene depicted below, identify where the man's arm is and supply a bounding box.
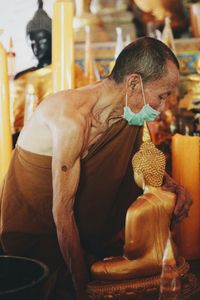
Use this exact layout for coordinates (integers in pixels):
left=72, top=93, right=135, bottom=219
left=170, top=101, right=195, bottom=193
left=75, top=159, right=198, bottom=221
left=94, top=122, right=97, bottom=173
left=51, top=119, right=89, bottom=299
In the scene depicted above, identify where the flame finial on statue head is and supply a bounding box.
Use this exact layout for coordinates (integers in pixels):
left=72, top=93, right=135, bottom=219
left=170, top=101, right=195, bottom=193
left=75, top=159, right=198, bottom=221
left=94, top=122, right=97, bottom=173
left=38, top=0, right=43, bottom=9
left=142, top=121, right=152, bottom=142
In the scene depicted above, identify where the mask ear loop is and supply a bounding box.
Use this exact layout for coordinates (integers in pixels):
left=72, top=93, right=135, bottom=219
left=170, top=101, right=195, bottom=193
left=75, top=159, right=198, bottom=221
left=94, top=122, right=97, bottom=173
left=125, top=92, right=128, bottom=107
left=139, top=75, right=147, bottom=105
left=122, top=91, right=129, bottom=118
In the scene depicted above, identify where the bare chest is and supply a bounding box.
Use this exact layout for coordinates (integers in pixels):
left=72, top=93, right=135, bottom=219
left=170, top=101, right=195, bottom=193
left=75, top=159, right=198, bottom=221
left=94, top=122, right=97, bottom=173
left=17, top=116, right=52, bottom=156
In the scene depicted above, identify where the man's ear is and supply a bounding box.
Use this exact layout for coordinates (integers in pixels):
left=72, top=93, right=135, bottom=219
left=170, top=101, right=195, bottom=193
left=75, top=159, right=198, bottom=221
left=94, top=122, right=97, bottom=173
left=126, top=74, right=141, bottom=94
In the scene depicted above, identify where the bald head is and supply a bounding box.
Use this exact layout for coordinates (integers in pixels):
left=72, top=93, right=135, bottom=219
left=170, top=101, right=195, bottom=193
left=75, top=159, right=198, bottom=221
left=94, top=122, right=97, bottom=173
left=109, top=37, right=179, bottom=84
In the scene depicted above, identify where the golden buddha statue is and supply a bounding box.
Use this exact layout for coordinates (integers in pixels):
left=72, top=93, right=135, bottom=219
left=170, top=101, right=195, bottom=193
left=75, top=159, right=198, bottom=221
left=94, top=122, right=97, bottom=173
left=91, top=140, right=177, bottom=282
left=12, top=0, right=85, bottom=145
left=87, top=130, right=200, bottom=299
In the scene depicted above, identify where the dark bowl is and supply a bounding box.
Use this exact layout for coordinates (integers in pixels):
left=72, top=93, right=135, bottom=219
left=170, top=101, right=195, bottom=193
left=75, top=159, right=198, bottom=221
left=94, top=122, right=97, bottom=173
left=0, top=255, right=49, bottom=300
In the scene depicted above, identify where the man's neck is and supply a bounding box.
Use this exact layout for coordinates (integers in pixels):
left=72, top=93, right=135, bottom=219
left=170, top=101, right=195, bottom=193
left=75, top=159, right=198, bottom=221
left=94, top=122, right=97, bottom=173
left=91, top=78, right=125, bottom=127
left=143, top=185, right=163, bottom=195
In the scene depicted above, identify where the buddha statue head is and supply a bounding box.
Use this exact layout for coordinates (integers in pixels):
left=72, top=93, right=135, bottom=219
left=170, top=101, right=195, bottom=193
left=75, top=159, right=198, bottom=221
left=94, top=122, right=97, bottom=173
left=132, top=141, right=166, bottom=189
left=26, top=0, right=52, bottom=68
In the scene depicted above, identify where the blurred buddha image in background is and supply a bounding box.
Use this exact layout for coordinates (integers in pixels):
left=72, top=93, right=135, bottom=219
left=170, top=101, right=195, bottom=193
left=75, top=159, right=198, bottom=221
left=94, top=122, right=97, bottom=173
left=12, top=0, right=85, bottom=146
left=130, top=0, right=188, bottom=38
left=12, top=0, right=52, bottom=146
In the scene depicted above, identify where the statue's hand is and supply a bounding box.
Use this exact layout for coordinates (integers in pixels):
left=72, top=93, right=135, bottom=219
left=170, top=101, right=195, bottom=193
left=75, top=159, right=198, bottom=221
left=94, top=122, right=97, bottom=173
left=162, top=173, right=193, bottom=227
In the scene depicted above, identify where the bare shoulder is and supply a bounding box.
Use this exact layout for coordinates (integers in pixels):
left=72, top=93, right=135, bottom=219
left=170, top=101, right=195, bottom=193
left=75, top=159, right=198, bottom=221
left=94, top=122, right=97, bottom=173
left=40, top=90, right=74, bottom=118
left=39, top=90, right=88, bottom=166
left=40, top=90, right=86, bottom=125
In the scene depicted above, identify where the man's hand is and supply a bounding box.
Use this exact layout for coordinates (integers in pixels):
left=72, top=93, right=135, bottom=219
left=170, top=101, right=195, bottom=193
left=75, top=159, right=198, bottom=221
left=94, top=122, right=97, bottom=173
left=162, top=173, right=193, bottom=227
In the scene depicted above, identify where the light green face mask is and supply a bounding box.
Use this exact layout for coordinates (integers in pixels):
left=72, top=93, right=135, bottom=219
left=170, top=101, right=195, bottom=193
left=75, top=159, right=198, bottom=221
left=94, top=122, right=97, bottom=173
left=123, top=77, right=160, bottom=126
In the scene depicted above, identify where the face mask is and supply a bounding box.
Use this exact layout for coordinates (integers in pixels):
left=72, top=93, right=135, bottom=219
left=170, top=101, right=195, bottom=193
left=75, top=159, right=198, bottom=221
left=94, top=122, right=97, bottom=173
left=123, top=77, right=160, bottom=126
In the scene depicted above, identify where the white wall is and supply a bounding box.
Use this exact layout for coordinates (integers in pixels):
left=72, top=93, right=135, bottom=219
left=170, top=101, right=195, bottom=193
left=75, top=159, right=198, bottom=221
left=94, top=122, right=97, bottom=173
left=0, top=0, right=54, bottom=74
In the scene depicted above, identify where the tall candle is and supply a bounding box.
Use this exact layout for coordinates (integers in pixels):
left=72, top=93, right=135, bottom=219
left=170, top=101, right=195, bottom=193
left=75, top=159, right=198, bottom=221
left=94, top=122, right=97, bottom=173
left=172, top=134, right=200, bottom=259
left=52, top=0, right=75, bottom=93
left=75, top=0, right=84, bottom=17
left=0, top=41, right=12, bottom=182
left=84, top=26, right=100, bottom=84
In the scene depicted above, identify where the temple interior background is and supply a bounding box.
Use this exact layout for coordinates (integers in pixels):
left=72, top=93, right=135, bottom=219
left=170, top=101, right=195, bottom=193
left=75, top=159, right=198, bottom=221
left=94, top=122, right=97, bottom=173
left=0, top=0, right=200, bottom=299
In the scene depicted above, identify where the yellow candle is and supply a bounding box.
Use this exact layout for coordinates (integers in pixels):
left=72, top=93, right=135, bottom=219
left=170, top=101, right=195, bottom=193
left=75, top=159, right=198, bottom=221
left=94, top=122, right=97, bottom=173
left=52, top=0, right=75, bottom=93
left=84, top=26, right=100, bottom=84
left=0, top=41, right=12, bottom=182
left=172, top=134, right=200, bottom=259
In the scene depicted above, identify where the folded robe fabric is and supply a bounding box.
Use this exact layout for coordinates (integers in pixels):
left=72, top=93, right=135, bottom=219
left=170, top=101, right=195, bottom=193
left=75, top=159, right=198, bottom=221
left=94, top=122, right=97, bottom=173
left=0, top=119, right=143, bottom=298
left=75, top=120, right=143, bottom=256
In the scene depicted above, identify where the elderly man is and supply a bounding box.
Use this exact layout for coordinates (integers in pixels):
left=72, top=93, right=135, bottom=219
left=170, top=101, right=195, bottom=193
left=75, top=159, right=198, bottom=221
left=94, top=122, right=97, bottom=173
left=0, top=37, right=192, bottom=300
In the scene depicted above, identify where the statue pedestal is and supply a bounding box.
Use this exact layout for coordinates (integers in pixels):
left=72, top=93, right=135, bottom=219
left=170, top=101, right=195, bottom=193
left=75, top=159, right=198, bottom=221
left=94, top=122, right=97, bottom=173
left=87, top=257, right=200, bottom=299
